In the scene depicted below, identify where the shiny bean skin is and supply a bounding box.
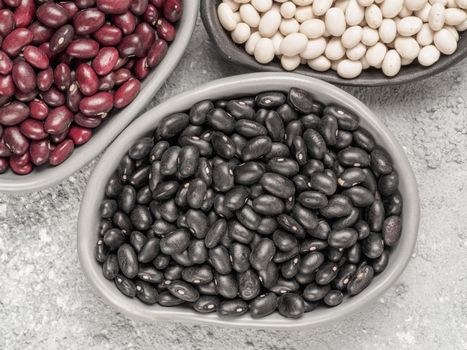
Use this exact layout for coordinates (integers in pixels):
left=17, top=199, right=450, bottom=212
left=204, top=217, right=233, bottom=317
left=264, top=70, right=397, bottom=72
left=230, top=242, right=251, bottom=273
left=178, top=146, right=199, bottom=179
left=249, top=293, right=278, bottom=318
left=209, top=246, right=232, bottom=274
left=218, top=299, right=248, bottom=317
left=241, top=136, right=272, bottom=162
left=238, top=269, right=261, bottom=301
left=193, top=296, right=220, bottom=314
left=277, top=293, right=305, bottom=319
left=252, top=194, right=285, bottom=216
left=250, top=238, right=276, bottom=271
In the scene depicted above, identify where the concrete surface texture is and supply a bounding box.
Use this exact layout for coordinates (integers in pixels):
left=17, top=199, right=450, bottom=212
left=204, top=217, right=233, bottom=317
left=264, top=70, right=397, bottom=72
left=1, top=18, right=467, bottom=350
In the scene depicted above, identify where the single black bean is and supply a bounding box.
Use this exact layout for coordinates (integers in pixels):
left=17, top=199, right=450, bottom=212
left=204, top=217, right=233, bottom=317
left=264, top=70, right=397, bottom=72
left=164, top=266, right=185, bottom=281
left=269, top=278, right=300, bottom=294
left=138, top=266, right=164, bottom=284
left=309, top=172, right=337, bottom=196
left=160, top=146, right=180, bottom=176
left=172, top=251, right=194, bottom=267
left=303, top=283, right=331, bottom=302
left=324, top=105, right=359, bottom=131
left=212, top=162, right=235, bottom=192
left=177, top=146, right=200, bottom=179
left=315, top=262, right=339, bottom=285
left=287, top=88, right=314, bottom=113
left=378, top=171, right=399, bottom=196
left=234, top=119, right=267, bottom=138
left=281, top=256, right=300, bottom=279
left=189, top=239, right=208, bottom=264
left=267, top=157, right=299, bottom=177
left=224, top=186, right=249, bottom=211
left=150, top=141, right=170, bottom=162
left=309, top=220, right=331, bottom=241
left=372, top=249, right=389, bottom=274
left=277, top=293, right=305, bottom=319
left=324, top=290, right=344, bottom=307
left=332, top=263, right=357, bottom=290
left=179, top=135, right=213, bottom=157
left=276, top=214, right=305, bottom=238
left=299, top=238, right=328, bottom=253
left=253, top=194, right=285, bottom=216
left=211, top=131, right=236, bottom=159
left=153, top=254, right=170, bottom=270
left=292, top=175, right=311, bottom=193
left=182, top=265, right=213, bottom=285
left=238, top=269, right=261, bottom=300
left=382, top=216, right=402, bottom=246
left=250, top=238, right=276, bottom=271
left=327, top=247, right=344, bottom=262
left=118, top=185, right=136, bottom=214
left=241, top=136, right=272, bottom=161
left=113, top=211, right=133, bottom=233
left=166, top=280, right=200, bottom=302
left=158, top=291, right=185, bottom=306
left=265, top=142, right=290, bottom=160
left=227, top=100, right=255, bottom=120
left=184, top=209, right=208, bottom=239
left=185, top=179, right=206, bottom=210
left=118, top=155, right=135, bottom=183
left=189, top=100, right=214, bottom=125
left=103, top=228, right=125, bottom=251
left=209, top=245, right=232, bottom=274
left=160, top=229, right=190, bottom=255
left=193, top=296, right=220, bottom=313
left=277, top=103, right=298, bottom=123
left=230, top=242, right=251, bottom=273
left=297, top=191, right=328, bottom=210
left=129, top=165, right=150, bottom=189
left=368, top=193, right=385, bottom=232
left=137, top=238, right=160, bottom=263
left=130, top=205, right=152, bottom=231
left=295, top=272, right=316, bottom=285
left=218, top=299, right=248, bottom=316
left=136, top=186, right=152, bottom=204
left=347, top=263, right=374, bottom=296
left=156, top=113, right=189, bottom=139
left=153, top=181, right=179, bottom=201
left=117, top=243, right=138, bottom=279
left=149, top=161, right=162, bottom=192
left=206, top=108, right=235, bottom=134
left=135, top=281, right=158, bottom=305
left=158, top=199, right=179, bottom=223
left=264, top=110, right=285, bottom=142
left=335, top=130, right=353, bottom=149
left=352, top=127, right=375, bottom=152
left=259, top=172, right=295, bottom=199
left=205, top=219, right=227, bottom=249
left=292, top=203, right=318, bottom=232
left=384, top=191, right=403, bottom=216
left=303, top=128, right=326, bottom=160
left=105, top=173, right=123, bottom=198
left=256, top=91, right=286, bottom=108
left=337, top=167, right=366, bottom=188
left=299, top=251, right=324, bottom=275
left=300, top=114, right=320, bottom=129
left=328, top=228, right=358, bottom=249
left=343, top=186, right=375, bottom=207
left=229, top=220, right=255, bottom=244
left=319, top=114, right=338, bottom=146
left=361, top=168, right=377, bottom=193
left=103, top=254, right=119, bottom=280
left=370, top=147, right=393, bottom=175
left=320, top=195, right=353, bottom=219
left=250, top=293, right=278, bottom=318
left=214, top=273, right=238, bottom=299
left=129, top=137, right=154, bottom=160
left=235, top=205, right=261, bottom=231
left=213, top=194, right=234, bottom=219
left=332, top=207, right=360, bottom=230
left=347, top=242, right=362, bottom=264
left=338, top=147, right=371, bottom=168
left=256, top=217, right=277, bottom=235
left=291, top=136, right=307, bottom=167
left=114, top=274, right=136, bottom=297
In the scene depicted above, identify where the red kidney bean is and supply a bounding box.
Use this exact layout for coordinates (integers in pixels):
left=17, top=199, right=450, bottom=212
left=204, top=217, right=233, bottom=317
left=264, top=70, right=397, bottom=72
left=112, top=11, right=137, bottom=35
left=76, top=0, right=96, bottom=9
left=156, top=18, right=176, bottom=42
left=114, top=78, right=140, bottom=109
left=29, top=138, right=49, bottom=165
left=14, top=88, right=37, bottom=102
left=143, top=4, right=159, bottom=25
left=124, top=59, right=136, bottom=70
left=147, top=39, right=167, bottom=68
left=11, top=151, right=30, bottom=167
left=66, top=39, right=99, bottom=59
left=0, top=10, right=15, bottom=37
left=29, top=99, right=48, bottom=120
left=74, top=112, right=102, bottom=128
left=28, top=21, right=53, bottom=45
left=113, top=68, right=132, bottom=85
left=44, top=105, right=73, bottom=134
left=38, top=41, right=54, bottom=60
left=0, top=138, right=12, bottom=157
left=73, top=8, right=105, bottom=35
left=0, top=101, right=29, bottom=125
left=1, top=28, right=33, bottom=56
left=130, top=0, right=148, bottom=16
left=49, top=24, right=74, bottom=53
left=133, top=57, right=149, bottom=79
left=76, top=63, right=99, bottom=96
left=135, top=22, right=155, bottom=52
left=79, top=91, right=113, bottom=116
left=9, top=156, right=32, bottom=174
left=97, top=0, right=131, bottom=14
left=36, top=67, right=54, bottom=91
left=163, top=0, right=182, bottom=23
left=93, top=24, right=122, bottom=46
left=0, top=75, right=15, bottom=97
left=4, top=0, right=21, bottom=7
left=49, top=130, right=67, bottom=143
left=150, top=0, right=164, bottom=8
left=114, top=57, right=130, bottom=71
left=42, top=86, right=65, bottom=107
left=36, top=2, right=68, bottom=28
left=68, top=125, right=92, bottom=145
left=0, top=158, right=8, bottom=173
left=54, top=63, right=72, bottom=91
left=19, top=118, right=46, bottom=140
left=98, top=72, right=115, bottom=91
left=59, top=2, right=79, bottom=18
left=66, top=82, right=83, bottom=112
left=92, top=47, right=119, bottom=76
left=12, top=60, right=36, bottom=93
left=49, top=138, right=73, bottom=165
left=3, top=126, right=29, bottom=155
left=23, top=45, right=49, bottom=69
left=0, top=51, right=13, bottom=74
left=13, top=0, right=35, bottom=28
left=118, top=33, right=144, bottom=57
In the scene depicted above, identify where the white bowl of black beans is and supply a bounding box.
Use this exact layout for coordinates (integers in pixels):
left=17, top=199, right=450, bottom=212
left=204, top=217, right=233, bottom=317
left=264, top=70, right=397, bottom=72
left=0, top=0, right=199, bottom=193
left=78, top=72, right=420, bottom=329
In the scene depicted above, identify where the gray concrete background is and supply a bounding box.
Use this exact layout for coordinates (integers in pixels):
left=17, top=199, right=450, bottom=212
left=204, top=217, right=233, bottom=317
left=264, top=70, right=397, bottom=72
left=1, top=18, right=467, bottom=350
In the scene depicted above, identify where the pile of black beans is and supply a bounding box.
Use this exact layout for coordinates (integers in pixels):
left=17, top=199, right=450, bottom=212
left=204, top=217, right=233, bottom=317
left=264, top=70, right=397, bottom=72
left=95, top=88, right=403, bottom=319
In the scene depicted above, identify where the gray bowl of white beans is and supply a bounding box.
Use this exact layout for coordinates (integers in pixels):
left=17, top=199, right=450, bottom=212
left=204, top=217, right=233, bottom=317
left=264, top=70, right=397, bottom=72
left=201, top=0, right=467, bottom=86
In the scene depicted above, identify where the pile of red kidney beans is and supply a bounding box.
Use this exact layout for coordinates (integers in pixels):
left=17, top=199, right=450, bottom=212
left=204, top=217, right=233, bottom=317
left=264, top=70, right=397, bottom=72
left=0, top=0, right=183, bottom=175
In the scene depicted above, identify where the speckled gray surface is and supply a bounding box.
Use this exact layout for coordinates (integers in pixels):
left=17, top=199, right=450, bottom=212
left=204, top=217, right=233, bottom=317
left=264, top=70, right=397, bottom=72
left=1, top=18, right=467, bottom=350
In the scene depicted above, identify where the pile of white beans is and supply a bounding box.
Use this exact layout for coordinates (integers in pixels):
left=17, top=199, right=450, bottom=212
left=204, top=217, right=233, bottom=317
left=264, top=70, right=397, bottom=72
left=217, top=0, right=467, bottom=78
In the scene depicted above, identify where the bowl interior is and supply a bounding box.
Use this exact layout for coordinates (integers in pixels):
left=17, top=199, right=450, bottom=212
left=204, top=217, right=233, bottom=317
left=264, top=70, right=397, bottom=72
left=0, top=0, right=200, bottom=193
left=201, top=0, right=467, bottom=87
left=78, top=73, right=420, bottom=329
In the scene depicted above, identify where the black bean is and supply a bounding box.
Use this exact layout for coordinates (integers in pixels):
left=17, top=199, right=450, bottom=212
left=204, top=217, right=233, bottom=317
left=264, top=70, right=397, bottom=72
left=238, top=269, right=261, bottom=300
left=378, top=171, right=399, bottom=196
left=234, top=119, right=267, bottom=138
left=342, top=186, right=375, bottom=207
left=265, top=142, right=290, bottom=160
left=185, top=179, right=206, bottom=210
left=181, top=265, right=213, bottom=285
left=255, top=217, right=276, bottom=236
left=292, top=203, right=318, bottom=232
left=190, top=239, right=209, bottom=264
left=113, top=211, right=133, bottom=233
left=130, top=205, right=152, bottom=231
left=250, top=293, right=278, bottom=318
left=224, top=186, right=249, bottom=211
left=138, top=266, right=164, bottom=284
left=368, top=193, right=385, bottom=232
left=136, top=186, right=152, bottom=205
left=324, top=105, right=359, bottom=131
left=328, top=228, right=358, bottom=249
left=213, top=194, right=234, bottom=219
left=190, top=100, right=214, bottom=125
left=300, top=113, right=320, bottom=129
left=361, top=168, right=377, bottom=194
left=277, top=103, right=298, bottom=123
left=352, top=127, right=375, bottom=152
left=299, top=239, right=328, bottom=253
left=129, top=137, right=153, bottom=160
left=288, top=88, right=314, bottom=113
left=324, top=290, right=344, bottom=307
left=209, top=246, right=232, bottom=274
left=160, top=229, right=190, bottom=255
left=190, top=296, right=219, bottom=314
left=347, top=263, right=374, bottom=296
left=281, top=256, right=300, bottom=279
left=267, top=157, right=299, bottom=177
left=338, top=147, right=371, bottom=168
left=214, top=273, right=238, bottom=299
left=227, top=100, right=255, bottom=120
left=156, top=113, right=189, bottom=140
left=152, top=181, right=179, bottom=201
left=319, top=114, right=338, bottom=146
left=103, top=228, right=126, bottom=251
left=212, top=162, right=234, bottom=192
left=299, top=251, right=324, bottom=275
left=218, top=299, right=248, bottom=316
left=295, top=272, right=316, bottom=285
left=134, top=281, right=158, bottom=305
left=160, top=146, right=180, bottom=176
left=103, top=254, right=119, bottom=280
left=320, top=195, right=352, bottom=219
left=158, top=291, right=185, bottom=306
left=371, top=147, right=393, bottom=175
left=382, top=216, right=402, bottom=246
left=251, top=194, right=284, bottom=216
left=211, top=131, right=236, bottom=160
left=332, top=263, right=357, bottom=290
left=259, top=172, right=295, bottom=199
left=337, top=167, right=366, bottom=188
left=250, top=238, right=276, bottom=271
left=327, top=247, right=344, bottom=262
left=105, top=173, right=123, bottom=198
left=228, top=220, right=255, bottom=244
left=118, top=155, right=135, bottom=183
left=332, top=207, right=360, bottom=230
left=303, top=128, right=326, bottom=160
left=230, top=242, right=251, bottom=273
left=204, top=219, right=227, bottom=249
left=153, top=254, right=170, bottom=270
left=206, top=108, right=235, bottom=134
left=177, top=146, right=200, bottom=179
left=129, top=165, right=150, bottom=189
left=277, top=293, right=305, bottom=319
left=315, top=262, right=339, bottom=285
left=137, top=238, right=160, bottom=263
left=384, top=191, right=403, bottom=216
left=118, top=185, right=136, bottom=214
left=241, top=136, right=273, bottom=161
left=150, top=141, right=170, bottom=163
left=117, top=244, right=138, bottom=279
left=297, top=191, right=328, bottom=210
left=179, top=135, right=213, bottom=157
left=165, top=280, right=200, bottom=302
left=303, top=283, right=331, bottom=302
left=256, top=92, right=286, bottom=108
left=309, top=220, right=331, bottom=241
left=264, top=110, right=285, bottom=142
left=234, top=205, right=260, bottom=231
left=309, top=172, right=336, bottom=196
left=114, top=274, right=136, bottom=297
left=172, top=251, right=194, bottom=267
left=335, top=130, right=353, bottom=149
left=269, top=278, right=300, bottom=294
left=372, top=249, right=389, bottom=274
